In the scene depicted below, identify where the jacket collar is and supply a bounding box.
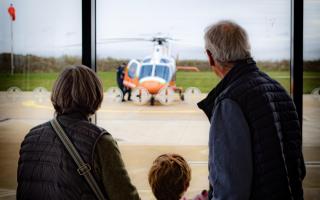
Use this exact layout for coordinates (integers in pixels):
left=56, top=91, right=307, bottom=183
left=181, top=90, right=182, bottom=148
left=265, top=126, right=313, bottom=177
left=197, top=58, right=257, bottom=121
left=57, top=112, right=89, bottom=122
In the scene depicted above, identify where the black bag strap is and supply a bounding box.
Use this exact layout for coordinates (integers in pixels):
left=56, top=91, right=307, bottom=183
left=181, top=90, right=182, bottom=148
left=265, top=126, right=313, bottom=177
left=50, top=117, right=106, bottom=200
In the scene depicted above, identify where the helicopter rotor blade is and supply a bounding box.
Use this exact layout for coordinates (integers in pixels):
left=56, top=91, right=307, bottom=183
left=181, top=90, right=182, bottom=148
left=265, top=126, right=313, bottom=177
left=59, top=36, right=198, bottom=48
left=99, top=38, right=152, bottom=43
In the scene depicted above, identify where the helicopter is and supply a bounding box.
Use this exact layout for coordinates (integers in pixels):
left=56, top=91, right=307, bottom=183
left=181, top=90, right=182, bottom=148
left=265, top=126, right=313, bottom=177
left=106, top=36, right=201, bottom=105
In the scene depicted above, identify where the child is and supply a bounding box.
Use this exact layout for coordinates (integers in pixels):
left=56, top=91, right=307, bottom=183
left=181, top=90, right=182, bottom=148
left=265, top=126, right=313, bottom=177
left=148, top=153, right=191, bottom=200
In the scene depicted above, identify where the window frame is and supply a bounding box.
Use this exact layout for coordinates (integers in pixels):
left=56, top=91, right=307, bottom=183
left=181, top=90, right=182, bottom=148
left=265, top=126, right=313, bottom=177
left=83, top=0, right=304, bottom=129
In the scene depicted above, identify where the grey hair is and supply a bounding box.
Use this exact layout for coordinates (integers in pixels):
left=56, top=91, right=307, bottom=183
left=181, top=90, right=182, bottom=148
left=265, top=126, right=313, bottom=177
left=204, top=20, right=251, bottom=67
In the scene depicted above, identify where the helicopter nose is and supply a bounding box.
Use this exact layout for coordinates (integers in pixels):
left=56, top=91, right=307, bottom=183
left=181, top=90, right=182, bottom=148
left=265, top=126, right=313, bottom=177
left=140, top=80, right=164, bottom=95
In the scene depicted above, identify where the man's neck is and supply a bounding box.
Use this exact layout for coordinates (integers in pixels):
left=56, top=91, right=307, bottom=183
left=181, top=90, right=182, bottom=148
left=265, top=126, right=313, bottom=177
left=216, top=64, right=234, bottom=78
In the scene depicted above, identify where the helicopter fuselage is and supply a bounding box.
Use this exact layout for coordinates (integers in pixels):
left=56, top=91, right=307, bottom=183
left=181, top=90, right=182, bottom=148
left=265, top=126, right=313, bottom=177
left=123, top=43, right=177, bottom=95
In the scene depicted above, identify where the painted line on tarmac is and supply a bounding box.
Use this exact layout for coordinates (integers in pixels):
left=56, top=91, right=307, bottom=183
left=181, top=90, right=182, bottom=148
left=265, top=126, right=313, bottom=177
left=98, top=109, right=201, bottom=114
left=22, top=101, right=201, bottom=114
left=305, top=161, right=320, bottom=168
left=188, top=161, right=207, bottom=165
left=137, top=189, right=152, bottom=193
left=22, top=101, right=53, bottom=110
left=0, top=118, right=10, bottom=123
left=187, top=161, right=320, bottom=168
left=0, top=189, right=16, bottom=197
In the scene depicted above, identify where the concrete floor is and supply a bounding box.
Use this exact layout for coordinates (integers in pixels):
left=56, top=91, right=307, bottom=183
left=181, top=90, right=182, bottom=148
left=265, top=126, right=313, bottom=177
left=0, top=92, right=319, bottom=199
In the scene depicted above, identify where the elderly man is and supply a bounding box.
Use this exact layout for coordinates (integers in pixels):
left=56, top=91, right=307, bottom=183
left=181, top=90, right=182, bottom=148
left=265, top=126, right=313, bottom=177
left=198, top=20, right=305, bottom=200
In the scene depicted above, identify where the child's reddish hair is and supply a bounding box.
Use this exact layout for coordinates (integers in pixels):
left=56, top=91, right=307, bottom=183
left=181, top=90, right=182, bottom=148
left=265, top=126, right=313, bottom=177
left=148, top=153, right=191, bottom=200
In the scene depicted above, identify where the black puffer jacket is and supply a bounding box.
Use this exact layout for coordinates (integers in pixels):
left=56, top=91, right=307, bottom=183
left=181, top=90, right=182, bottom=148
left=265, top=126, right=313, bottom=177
left=198, top=58, right=305, bottom=200
left=17, top=113, right=108, bottom=200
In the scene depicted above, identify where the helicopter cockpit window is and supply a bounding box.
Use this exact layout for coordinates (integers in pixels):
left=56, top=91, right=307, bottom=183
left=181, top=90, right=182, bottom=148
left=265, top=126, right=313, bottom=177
left=155, top=65, right=170, bottom=81
left=143, top=58, right=151, bottom=63
left=160, top=58, right=170, bottom=64
left=128, top=62, right=138, bottom=78
left=139, top=64, right=153, bottom=80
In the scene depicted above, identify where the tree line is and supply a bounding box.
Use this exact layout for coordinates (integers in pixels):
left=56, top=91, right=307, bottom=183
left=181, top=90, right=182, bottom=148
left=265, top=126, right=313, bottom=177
left=0, top=53, right=319, bottom=73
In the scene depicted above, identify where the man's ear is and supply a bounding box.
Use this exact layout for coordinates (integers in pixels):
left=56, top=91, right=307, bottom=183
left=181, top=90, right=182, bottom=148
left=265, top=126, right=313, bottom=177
left=184, top=182, right=190, bottom=191
left=206, top=50, right=215, bottom=67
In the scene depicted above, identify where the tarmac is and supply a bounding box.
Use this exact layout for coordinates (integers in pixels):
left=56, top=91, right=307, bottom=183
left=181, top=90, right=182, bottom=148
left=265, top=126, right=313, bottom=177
left=0, top=92, right=319, bottom=199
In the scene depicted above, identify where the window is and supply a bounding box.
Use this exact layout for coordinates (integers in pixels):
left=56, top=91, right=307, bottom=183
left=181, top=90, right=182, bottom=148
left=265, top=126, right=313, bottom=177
left=303, top=0, right=320, bottom=195
left=128, top=62, right=138, bottom=78
left=139, top=64, right=153, bottom=80
left=143, top=58, right=151, bottom=63
left=155, top=64, right=170, bottom=81
left=0, top=0, right=81, bottom=192
left=160, top=58, right=170, bottom=64
left=96, top=0, right=296, bottom=199
left=2, top=0, right=315, bottom=199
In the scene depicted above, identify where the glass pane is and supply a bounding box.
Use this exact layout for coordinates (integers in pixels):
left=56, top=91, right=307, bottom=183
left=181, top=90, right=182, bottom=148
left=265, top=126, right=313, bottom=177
left=143, top=58, right=151, bottom=63
left=155, top=65, right=170, bottom=81
left=303, top=0, right=320, bottom=198
left=160, top=58, right=170, bottom=64
left=0, top=0, right=81, bottom=194
left=97, top=0, right=291, bottom=199
left=139, top=65, right=153, bottom=80
left=128, top=62, right=138, bottom=78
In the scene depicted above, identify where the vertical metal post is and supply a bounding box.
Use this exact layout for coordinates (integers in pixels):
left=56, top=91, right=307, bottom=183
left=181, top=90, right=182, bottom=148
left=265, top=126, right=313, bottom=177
left=82, top=0, right=96, bottom=72
left=82, top=0, right=97, bottom=124
left=10, top=19, right=14, bottom=75
left=291, top=0, right=303, bottom=129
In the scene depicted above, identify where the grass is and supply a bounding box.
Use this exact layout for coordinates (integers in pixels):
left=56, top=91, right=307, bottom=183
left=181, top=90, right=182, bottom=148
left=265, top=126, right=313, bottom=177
left=0, top=73, right=59, bottom=91
left=178, top=71, right=320, bottom=93
left=0, top=71, right=319, bottom=94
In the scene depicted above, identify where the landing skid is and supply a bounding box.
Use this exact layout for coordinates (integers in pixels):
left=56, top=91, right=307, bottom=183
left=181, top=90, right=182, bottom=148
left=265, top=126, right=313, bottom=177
left=150, top=96, right=155, bottom=106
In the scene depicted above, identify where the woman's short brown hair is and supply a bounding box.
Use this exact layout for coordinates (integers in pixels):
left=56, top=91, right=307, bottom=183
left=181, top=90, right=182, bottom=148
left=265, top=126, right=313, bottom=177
left=148, top=153, right=191, bottom=200
left=51, top=65, right=103, bottom=116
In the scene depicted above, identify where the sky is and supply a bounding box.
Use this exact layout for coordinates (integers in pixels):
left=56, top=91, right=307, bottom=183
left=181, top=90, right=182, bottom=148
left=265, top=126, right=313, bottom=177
left=0, top=0, right=319, bottom=60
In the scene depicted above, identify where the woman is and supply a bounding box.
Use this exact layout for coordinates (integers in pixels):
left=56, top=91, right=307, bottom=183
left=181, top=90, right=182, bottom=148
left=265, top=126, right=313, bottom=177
left=17, top=65, right=140, bottom=200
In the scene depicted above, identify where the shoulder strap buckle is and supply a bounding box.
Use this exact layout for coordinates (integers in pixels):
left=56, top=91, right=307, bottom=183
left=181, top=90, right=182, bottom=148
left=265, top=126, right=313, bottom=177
left=50, top=118, right=106, bottom=200
left=77, top=163, right=92, bottom=175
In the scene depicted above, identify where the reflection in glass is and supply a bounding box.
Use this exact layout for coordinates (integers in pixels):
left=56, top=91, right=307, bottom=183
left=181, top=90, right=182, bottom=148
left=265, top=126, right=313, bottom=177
left=128, top=62, right=138, bottom=78
left=155, top=65, right=170, bottom=81
left=302, top=0, right=320, bottom=198
left=96, top=0, right=294, bottom=199
left=0, top=0, right=82, bottom=194
left=139, top=64, right=153, bottom=80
